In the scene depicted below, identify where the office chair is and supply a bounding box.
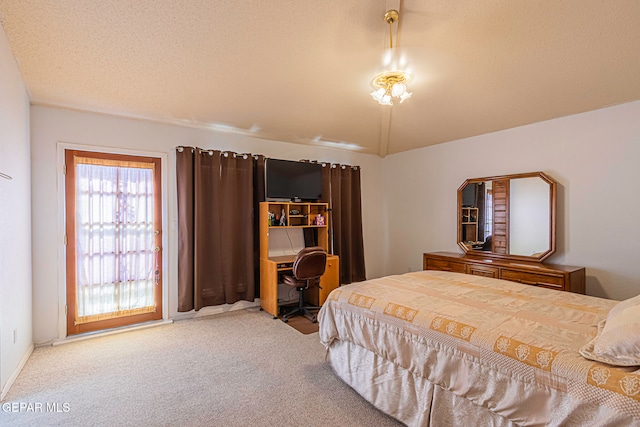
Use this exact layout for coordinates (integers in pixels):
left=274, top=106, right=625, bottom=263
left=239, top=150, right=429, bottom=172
left=282, top=246, right=327, bottom=323
left=482, top=235, right=493, bottom=251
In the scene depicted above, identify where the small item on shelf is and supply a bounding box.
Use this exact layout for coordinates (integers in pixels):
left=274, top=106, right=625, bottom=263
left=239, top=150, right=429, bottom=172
left=315, top=214, right=325, bottom=226
left=289, top=209, right=300, bottom=215
left=279, top=209, right=287, bottom=226
left=268, top=211, right=275, bottom=226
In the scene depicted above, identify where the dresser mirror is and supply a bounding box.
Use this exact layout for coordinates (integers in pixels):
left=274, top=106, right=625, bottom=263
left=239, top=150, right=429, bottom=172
left=457, top=171, right=556, bottom=262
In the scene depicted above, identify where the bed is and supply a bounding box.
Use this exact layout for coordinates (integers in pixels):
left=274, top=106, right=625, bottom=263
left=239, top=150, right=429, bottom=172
left=318, top=270, right=640, bottom=426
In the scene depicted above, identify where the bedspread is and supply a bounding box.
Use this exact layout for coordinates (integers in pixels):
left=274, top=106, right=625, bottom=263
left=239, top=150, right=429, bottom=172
left=318, top=270, right=640, bottom=426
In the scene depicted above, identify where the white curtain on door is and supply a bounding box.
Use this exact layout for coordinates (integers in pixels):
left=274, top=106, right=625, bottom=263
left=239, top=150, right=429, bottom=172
left=75, top=160, right=156, bottom=321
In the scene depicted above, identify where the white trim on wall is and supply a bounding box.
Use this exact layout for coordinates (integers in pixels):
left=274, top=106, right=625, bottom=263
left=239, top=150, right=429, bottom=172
left=0, top=344, right=33, bottom=402
left=55, top=142, right=170, bottom=342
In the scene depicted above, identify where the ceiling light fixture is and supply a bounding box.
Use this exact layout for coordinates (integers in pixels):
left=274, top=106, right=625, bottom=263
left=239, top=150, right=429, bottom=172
left=370, top=9, right=412, bottom=105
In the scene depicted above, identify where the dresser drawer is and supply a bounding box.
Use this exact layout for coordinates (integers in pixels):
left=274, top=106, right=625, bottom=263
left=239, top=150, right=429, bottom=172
left=423, top=252, right=584, bottom=294
left=466, top=264, right=499, bottom=278
left=500, top=269, right=564, bottom=290
left=425, top=258, right=466, bottom=274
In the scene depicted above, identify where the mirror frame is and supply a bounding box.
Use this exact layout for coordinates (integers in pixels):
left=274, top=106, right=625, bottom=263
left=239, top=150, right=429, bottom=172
left=457, top=171, right=557, bottom=262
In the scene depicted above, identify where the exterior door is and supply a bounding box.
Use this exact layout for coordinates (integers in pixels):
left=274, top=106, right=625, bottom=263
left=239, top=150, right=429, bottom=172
left=65, top=150, right=162, bottom=335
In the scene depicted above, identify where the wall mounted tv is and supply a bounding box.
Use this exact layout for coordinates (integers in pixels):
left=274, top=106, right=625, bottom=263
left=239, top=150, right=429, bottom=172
left=265, top=158, right=322, bottom=201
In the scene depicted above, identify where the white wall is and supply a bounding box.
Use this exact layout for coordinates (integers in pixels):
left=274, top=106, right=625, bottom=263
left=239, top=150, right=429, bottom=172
left=384, top=101, right=640, bottom=301
left=30, top=106, right=385, bottom=345
left=0, top=25, right=32, bottom=397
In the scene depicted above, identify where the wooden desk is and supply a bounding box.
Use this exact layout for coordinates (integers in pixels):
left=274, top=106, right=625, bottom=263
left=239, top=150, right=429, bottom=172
left=259, top=202, right=339, bottom=318
left=259, top=254, right=339, bottom=318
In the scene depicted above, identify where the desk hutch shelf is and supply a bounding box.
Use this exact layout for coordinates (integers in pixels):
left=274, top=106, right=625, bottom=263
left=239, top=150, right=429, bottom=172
left=259, top=202, right=339, bottom=318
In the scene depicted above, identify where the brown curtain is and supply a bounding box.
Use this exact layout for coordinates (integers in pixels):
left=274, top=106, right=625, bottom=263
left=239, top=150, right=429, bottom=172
left=252, top=155, right=266, bottom=296
left=319, top=163, right=332, bottom=251
left=176, top=147, right=255, bottom=312
left=476, top=182, right=486, bottom=241
left=326, top=164, right=366, bottom=284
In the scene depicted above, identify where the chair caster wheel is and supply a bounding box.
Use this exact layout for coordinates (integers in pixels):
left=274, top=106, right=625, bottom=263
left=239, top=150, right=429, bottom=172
left=312, top=316, right=317, bottom=323
left=284, top=319, right=289, bottom=323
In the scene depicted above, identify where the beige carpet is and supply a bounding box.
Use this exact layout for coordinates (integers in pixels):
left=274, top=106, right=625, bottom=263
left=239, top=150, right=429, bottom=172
left=1, top=308, right=401, bottom=426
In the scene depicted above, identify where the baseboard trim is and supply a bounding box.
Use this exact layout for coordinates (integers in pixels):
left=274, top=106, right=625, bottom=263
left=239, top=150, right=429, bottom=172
left=43, top=301, right=262, bottom=346
left=170, top=300, right=261, bottom=321
left=51, top=319, right=174, bottom=347
left=1, top=343, right=34, bottom=402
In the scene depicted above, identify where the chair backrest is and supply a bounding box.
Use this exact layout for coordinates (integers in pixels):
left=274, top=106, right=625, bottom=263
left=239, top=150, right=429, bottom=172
left=292, top=246, right=327, bottom=281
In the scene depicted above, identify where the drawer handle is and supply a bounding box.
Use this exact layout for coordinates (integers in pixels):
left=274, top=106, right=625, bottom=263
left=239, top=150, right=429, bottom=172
left=428, top=266, right=452, bottom=271
left=519, top=280, right=544, bottom=286
left=519, top=279, right=560, bottom=288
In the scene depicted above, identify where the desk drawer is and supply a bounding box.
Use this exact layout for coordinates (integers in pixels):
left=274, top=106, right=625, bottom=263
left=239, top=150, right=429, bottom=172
left=500, top=269, right=564, bottom=290
left=425, top=258, right=466, bottom=274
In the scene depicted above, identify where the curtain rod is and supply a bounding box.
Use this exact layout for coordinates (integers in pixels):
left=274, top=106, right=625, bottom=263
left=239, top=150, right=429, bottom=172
left=0, top=172, right=12, bottom=180
left=176, top=146, right=360, bottom=169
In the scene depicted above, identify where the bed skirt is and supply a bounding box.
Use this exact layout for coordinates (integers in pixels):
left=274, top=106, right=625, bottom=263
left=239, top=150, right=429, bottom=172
left=327, top=338, right=516, bottom=427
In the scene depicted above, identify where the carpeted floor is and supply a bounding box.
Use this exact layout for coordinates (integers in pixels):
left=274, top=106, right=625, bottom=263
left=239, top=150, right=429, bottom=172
left=1, top=308, right=401, bottom=426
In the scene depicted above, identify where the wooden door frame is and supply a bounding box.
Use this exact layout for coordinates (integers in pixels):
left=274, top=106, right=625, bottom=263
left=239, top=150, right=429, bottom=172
left=59, top=144, right=168, bottom=338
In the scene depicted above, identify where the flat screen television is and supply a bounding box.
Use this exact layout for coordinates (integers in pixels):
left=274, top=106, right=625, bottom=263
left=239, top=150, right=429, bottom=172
left=265, top=158, right=322, bottom=201
left=461, top=183, right=477, bottom=207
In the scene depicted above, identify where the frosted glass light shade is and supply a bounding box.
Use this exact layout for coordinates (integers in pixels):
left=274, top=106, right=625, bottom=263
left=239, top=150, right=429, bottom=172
left=391, top=83, right=406, bottom=97
left=399, top=91, right=412, bottom=103
left=370, top=88, right=386, bottom=102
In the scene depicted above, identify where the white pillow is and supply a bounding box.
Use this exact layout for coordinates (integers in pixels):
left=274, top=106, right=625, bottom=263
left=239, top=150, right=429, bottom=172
left=580, top=293, right=640, bottom=366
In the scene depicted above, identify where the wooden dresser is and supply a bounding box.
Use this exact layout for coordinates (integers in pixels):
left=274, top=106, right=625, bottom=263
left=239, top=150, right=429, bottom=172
left=423, top=251, right=586, bottom=294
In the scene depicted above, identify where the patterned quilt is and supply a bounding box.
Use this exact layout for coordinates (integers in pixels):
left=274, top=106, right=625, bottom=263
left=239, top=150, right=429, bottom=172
left=318, top=270, right=640, bottom=426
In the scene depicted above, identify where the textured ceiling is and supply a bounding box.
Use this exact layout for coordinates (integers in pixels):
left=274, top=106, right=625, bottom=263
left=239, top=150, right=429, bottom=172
left=1, top=0, right=639, bottom=157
